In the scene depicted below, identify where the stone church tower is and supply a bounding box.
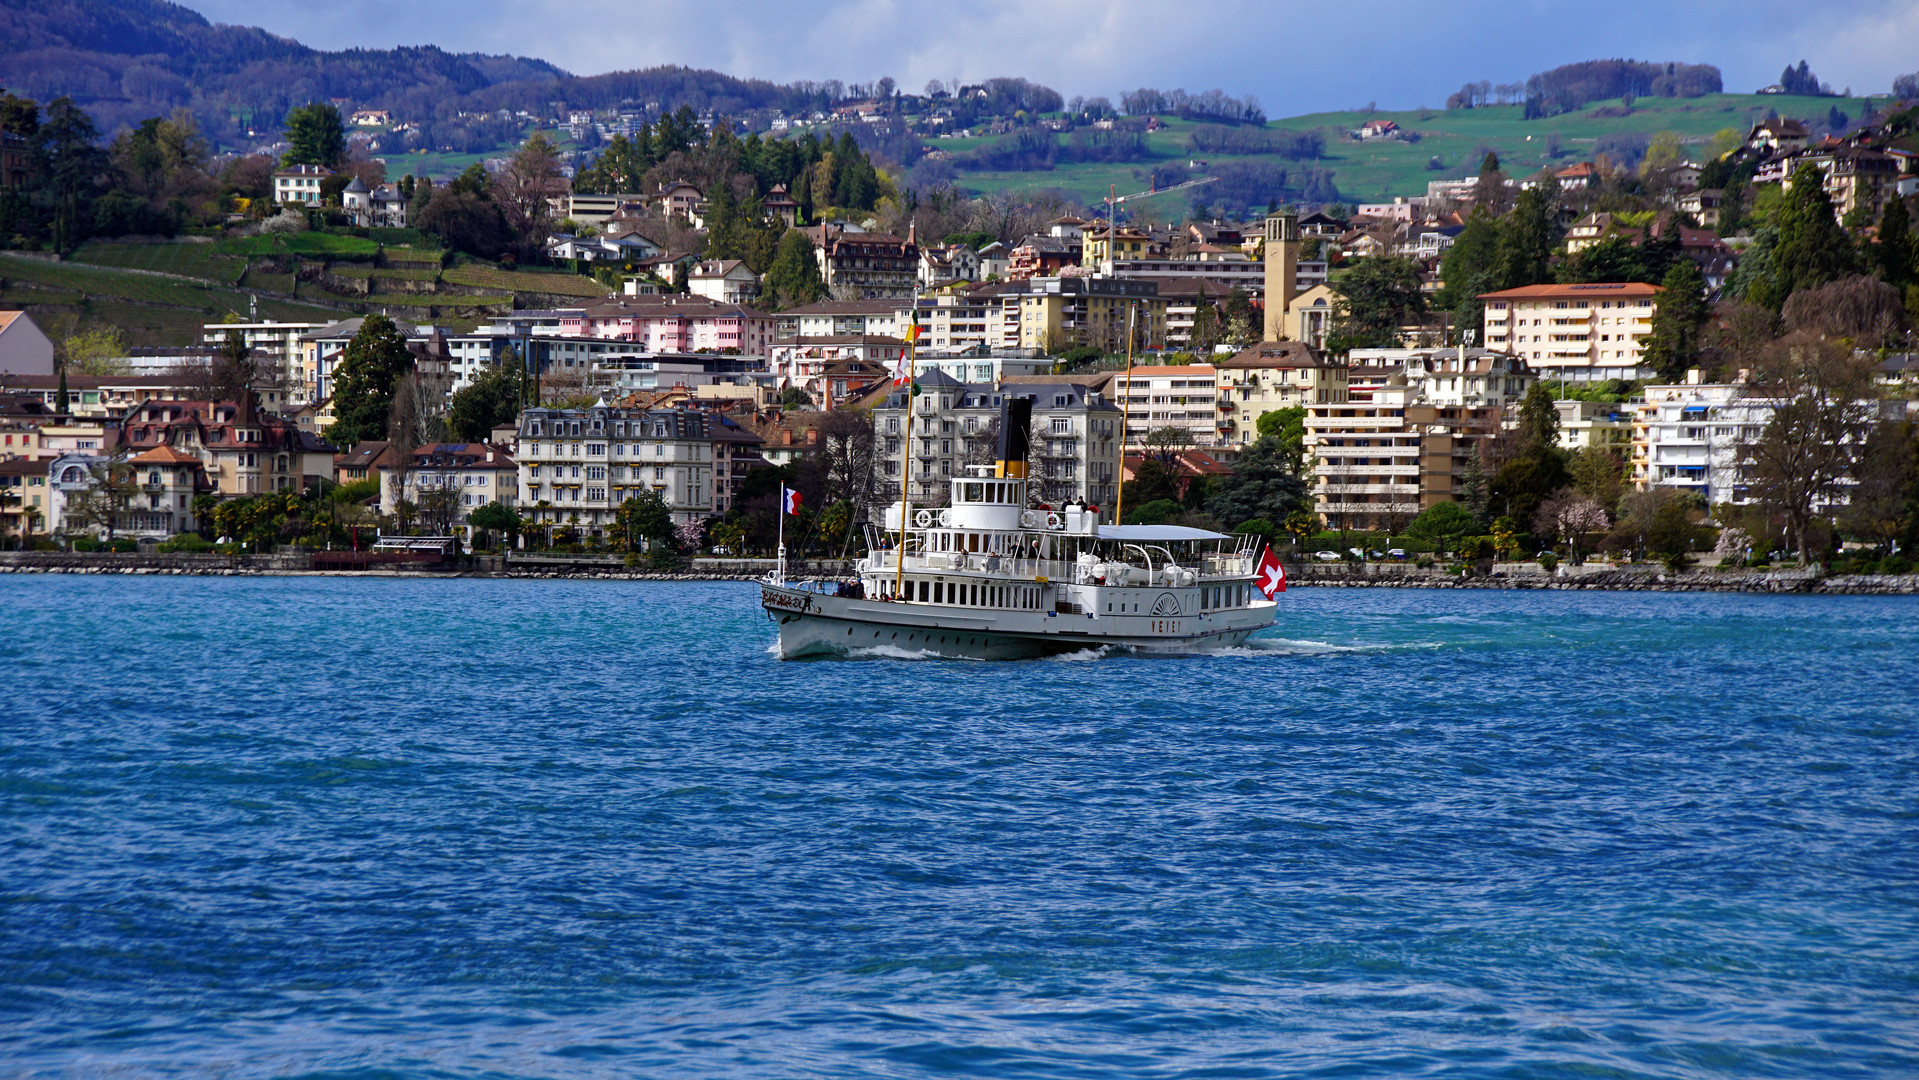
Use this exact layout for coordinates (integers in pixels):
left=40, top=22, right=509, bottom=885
left=1261, top=209, right=1299, bottom=341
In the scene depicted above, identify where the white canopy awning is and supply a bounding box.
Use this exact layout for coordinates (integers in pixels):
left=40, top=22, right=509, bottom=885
left=1097, top=525, right=1232, bottom=542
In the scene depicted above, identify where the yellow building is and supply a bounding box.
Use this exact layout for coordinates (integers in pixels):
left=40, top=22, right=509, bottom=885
left=1082, top=227, right=1155, bottom=270
left=993, top=276, right=1166, bottom=354
left=1213, top=341, right=1348, bottom=448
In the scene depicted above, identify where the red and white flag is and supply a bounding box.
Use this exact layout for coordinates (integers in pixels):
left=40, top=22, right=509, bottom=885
left=891, top=350, right=910, bottom=387
left=1255, top=545, right=1286, bottom=598
left=781, top=486, right=802, bottom=515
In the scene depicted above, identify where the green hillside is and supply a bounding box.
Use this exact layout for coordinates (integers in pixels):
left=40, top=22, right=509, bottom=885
left=2, top=238, right=616, bottom=348
left=952, top=92, right=1879, bottom=208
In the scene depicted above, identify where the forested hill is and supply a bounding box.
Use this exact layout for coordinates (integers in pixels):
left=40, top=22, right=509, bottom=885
left=0, top=0, right=564, bottom=144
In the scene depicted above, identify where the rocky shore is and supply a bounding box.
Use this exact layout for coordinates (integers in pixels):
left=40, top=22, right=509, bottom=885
left=2, top=552, right=1914, bottom=594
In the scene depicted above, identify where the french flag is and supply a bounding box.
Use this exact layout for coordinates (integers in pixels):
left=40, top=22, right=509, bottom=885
left=781, top=486, right=802, bottom=515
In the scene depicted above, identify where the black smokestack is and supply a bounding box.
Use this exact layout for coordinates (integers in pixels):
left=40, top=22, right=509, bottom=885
left=996, top=396, right=1031, bottom=479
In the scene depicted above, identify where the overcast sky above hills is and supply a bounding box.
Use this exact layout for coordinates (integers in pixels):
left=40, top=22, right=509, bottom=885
left=180, top=0, right=1918, bottom=113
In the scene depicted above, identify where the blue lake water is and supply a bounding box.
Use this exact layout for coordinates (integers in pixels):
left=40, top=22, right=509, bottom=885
left=2, top=577, right=1916, bottom=1079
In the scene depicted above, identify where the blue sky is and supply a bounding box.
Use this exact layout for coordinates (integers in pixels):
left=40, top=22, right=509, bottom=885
left=181, top=0, right=1919, bottom=114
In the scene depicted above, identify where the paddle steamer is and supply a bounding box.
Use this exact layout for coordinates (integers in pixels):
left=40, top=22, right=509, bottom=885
left=762, top=399, right=1282, bottom=659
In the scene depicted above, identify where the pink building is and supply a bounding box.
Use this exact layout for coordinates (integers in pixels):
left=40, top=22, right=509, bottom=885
left=561, top=295, right=777, bottom=355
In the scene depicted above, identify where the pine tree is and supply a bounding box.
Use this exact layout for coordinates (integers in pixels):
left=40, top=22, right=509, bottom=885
left=283, top=103, right=345, bottom=168
left=1877, top=195, right=1913, bottom=288
left=763, top=230, right=824, bottom=306
left=1494, top=185, right=1556, bottom=289
left=1773, top=164, right=1857, bottom=301
left=1643, top=260, right=1710, bottom=381
left=324, top=315, right=414, bottom=447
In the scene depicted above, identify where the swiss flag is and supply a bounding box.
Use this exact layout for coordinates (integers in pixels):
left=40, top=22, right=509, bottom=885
left=1255, top=545, right=1285, bottom=598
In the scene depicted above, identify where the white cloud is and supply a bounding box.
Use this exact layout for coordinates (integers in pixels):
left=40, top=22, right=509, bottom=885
left=177, top=0, right=1919, bottom=113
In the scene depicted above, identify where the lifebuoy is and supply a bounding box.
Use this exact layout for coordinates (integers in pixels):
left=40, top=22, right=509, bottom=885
left=938, top=509, right=952, bottom=527
left=914, top=509, right=934, bottom=527
left=1045, top=512, right=1062, bottom=529
left=1019, top=510, right=1042, bottom=528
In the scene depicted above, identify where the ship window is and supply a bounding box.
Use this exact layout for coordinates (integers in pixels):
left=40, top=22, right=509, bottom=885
left=918, top=580, right=929, bottom=602
left=963, top=482, right=982, bottom=502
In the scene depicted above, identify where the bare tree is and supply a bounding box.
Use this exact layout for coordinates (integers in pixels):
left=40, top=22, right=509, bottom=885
left=1781, top=275, right=1911, bottom=350
left=815, top=407, right=878, bottom=519
left=64, top=452, right=139, bottom=541
left=1738, top=333, right=1879, bottom=563
left=1143, top=425, right=1194, bottom=468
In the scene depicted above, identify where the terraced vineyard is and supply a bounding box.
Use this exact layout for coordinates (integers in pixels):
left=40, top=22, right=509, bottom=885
left=11, top=237, right=615, bottom=346
left=70, top=241, right=248, bottom=283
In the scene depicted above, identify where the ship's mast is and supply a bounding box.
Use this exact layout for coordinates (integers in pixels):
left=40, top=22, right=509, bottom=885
left=893, top=290, right=920, bottom=597
left=1113, top=302, right=1137, bottom=525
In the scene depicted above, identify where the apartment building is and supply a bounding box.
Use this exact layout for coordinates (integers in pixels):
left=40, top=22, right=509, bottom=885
left=515, top=406, right=712, bottom=530
left=388, top=443, right=518, bottom=524
left=813, top=228, right=919, bottom=300
left=1304, top=391, right=1502, bottom=529
left=775, top=299, right=912, bottom=341
left=1107, top=364, right=1219, bottom=449
left=201, top=321, right=327, bottom=400
left=1479, top=282, right=1661, bottom=382
left=870, top=371, right=1123, bottom=513
left=560, top=295, right=777, bottom=355
left=1214, top=342, right=1348, bottom=448
left=117, top=398, right=337, bottom=495
left=993, top=275, right=1167, bottom=354
left=1349, top=348, right=1535, bottom=409
left=1631, top=377, right=1764, bottom=504
left=1555, top=399, right=1633, bottom=452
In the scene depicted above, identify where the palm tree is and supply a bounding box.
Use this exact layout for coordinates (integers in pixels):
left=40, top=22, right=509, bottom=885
left=0, top=486, right=18, bottom=550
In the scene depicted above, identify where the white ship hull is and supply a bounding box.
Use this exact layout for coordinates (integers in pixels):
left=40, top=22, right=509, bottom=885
left=764, top=584, right=1275, bottom=660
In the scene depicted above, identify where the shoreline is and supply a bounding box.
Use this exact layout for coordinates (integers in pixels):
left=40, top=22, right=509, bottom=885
left=2, top=553, right=1916, bottom=594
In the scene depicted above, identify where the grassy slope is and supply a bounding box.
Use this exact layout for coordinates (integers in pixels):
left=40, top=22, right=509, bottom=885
left=6, top=237, right=614, bottom=346
left=952, top=93, right=1877, bottom=206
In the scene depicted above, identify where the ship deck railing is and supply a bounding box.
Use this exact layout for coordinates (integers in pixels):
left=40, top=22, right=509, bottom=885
left=865, top=551, right=1255, bottom=581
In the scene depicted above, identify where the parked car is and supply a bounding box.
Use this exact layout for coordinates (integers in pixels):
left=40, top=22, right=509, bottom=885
left=1386, top=548, right=1408, bottom=559
left=1314, top=550, right=1341, bottom=561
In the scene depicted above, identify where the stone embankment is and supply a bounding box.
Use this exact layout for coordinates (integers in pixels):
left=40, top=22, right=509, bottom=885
left=3, top=552, right=1913, bottom=594
left=1286, top=560, right=1919, bottom=595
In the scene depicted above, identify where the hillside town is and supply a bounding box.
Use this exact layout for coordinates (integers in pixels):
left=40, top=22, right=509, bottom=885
left=3, top=76, right=1919, bottom=575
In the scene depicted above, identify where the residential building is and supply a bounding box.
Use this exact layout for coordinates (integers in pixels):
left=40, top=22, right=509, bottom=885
left=1781, top=144, right=1903, bottom=224
left=911, top=352, right=1055, bottom=386
left=1630, top=373, right=1787, bottom=505
left=686, top=259, right=761, bottom=305
left=1479, top=281, right=1661, bottom=382
left=1305, top=392, right=1503, bottom=529
left=389, top=442, right=518, bottom=524
left=0, top=456, right=49, bottom=540
left=775, top=300, right=911, bottom=340
left=562, top=193, right=647, bottom=228
left=1082, top=226, right=1158, bottom=271
left=0, top=311, right=55, bottom=376
left=559, top=295, right=777, bottom=355
left=709, top=414, right=764, bottom=515
left=116, top=397, right=337, bottom=495
left=654, top=180, right=705, bottom=222
left=1348, top=347, right=1535, bottom=410
left=339, top=178, right=407, bottom=227
left=993, top=275, right=1166, bottom=354
left=334, top=441, right=398, bottom=489
left=1108, top=364, right=1219, bottom=449
left=515, top=406, right=713, bottom=531
left=273, top=164, right=333, bottom=206
left=913, top=289, right=997, bottom=352
left=772, top=337, right=903, bottom=396
left=812, top=227, right=918, bottom=299
left=201, top=320, right=327, bottom=397
left=299, top=318, right=455, bottom=404
left=1676, top=188, right=1724, bottom=228
left=123, top=445, right=211, bottom=538
left=1213, top=341, right=1347, bottom=448
left=918, top=244, right=981, bottom=287
left=1006, top=235, right=1082, bottom=279
left=1112, top=254, right=1269, bottom=297
left=871, top=372, right=1122, bottom=511
left=1554, top=399, right=1633, bottom=452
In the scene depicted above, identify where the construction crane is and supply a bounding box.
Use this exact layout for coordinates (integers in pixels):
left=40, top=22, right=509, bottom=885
left=1097, top=176, right=1217, bottom=273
